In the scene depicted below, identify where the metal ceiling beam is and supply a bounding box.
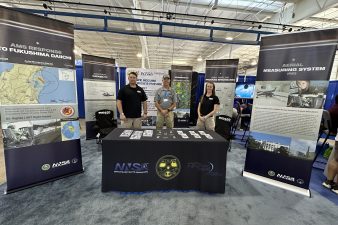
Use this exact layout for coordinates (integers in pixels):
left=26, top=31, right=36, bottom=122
left=138, top=0, right=274, bottom=17
left=9, top=0, right=309, bottom=28
left=195, top=0, right=338, bottom=72
left=306, top=17, right=338, bottom=25
left=16, top=8, right=274, bottom=45
left=268, top=0, right=338, bottom=24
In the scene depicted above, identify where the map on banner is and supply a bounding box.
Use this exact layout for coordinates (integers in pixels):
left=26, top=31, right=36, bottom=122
left=0, top=62, right=76, bottom=105
left=61, top=121, right=80, bottom=141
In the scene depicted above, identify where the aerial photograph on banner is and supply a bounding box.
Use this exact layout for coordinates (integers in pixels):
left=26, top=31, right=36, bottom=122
left=248, top=131, right=291, bottom=156
left=2, top=121, right=34, bottom=149
left=84, top=80, right=116, bottom=100
left=254, top=81, right=290, bottom=107
left=173, top=81, right=191, bottom=109
left=215, top=83, right=235, bottom=116
left=0, top=63, right=77, bottom=105
left=32, top=119, right=61, bottom=145
left=289, top=138, right=316, bottom=160
left=287, top=80, right=328, bottom=109
left=61, top=120, right=80, bottom=141
left=2, top=119, right=62, bottom=149
left=172, top=80, right=191, bottom=121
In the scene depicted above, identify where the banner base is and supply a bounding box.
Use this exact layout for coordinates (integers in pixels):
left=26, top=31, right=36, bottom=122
left=243, top=171, right=311, bottom=197
left=4, top=168, right=85, bottom=195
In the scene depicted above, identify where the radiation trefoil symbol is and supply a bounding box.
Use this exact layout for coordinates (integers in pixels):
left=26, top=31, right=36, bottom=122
left=156, top=155, right=181, bottom=180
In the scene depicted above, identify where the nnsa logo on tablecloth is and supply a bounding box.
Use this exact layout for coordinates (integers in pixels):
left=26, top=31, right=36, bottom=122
left=113, top=163, right=149, bottom=174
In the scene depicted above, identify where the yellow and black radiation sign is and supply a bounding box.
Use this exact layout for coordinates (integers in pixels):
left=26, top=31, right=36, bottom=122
left=156, top=155, right=181, bottom=180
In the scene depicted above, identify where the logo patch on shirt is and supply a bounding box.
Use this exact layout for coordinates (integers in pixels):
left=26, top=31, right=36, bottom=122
left=137, top=90, right=141, bottom=93
left=209, top=98, right=213, bottom=100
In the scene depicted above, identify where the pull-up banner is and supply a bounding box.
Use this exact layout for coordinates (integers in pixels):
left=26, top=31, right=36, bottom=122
left=171, top=65, right=193, bottom=128
left=243, top=29, right=338, bottom=196
left=83, top=55, right=116, bottom=139
left=126, top=68, right=167, bottom=126
left=205, top=59, right=238, bottom=117
left=0, top=6, right=83, bottom=193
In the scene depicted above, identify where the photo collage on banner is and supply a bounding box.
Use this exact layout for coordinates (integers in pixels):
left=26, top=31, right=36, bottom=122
left=0, top=6, right=83, bottom=193
left=83, top=55, right=116, bottom=139
left=126, top=68, right=167, bottom=126
left=205, top=59, right=238, bottom=117
left=171, top=65, right=193, bottom=128
left=244, top=29, right=338, bottom=196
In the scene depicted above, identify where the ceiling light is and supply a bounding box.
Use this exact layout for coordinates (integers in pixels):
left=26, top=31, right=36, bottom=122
left=125, top=27, right=132, bottom=31
left=250, top=60, right=257, bottom=66
left=225, top=37, right=233, bottom=41
left=136, top=53, right=142, bottom=58
left=197, top=57, right=202, bottom=62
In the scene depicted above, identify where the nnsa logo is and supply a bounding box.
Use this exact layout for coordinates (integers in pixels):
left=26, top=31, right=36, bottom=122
left=114, top=162, right=149, bottom=174
left=268, top=170, right=295, bottom=182
left=276, top=174, right=295, bottom=182
left=52, top=160, right=70, bottom=168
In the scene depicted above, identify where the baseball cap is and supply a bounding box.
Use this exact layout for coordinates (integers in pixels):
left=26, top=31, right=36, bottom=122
left=163, top=74, right=170, bottom=79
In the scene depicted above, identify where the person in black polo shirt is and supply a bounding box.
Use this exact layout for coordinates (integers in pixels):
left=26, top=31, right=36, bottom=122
left=117, top=71, right=148, bottom=128
left=197, top=81, right=220, bottom=131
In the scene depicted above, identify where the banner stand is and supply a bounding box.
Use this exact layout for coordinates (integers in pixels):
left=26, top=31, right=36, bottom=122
left=4, top=168, right=84, bottom=195
left=243, top=171, right=311, bottom=197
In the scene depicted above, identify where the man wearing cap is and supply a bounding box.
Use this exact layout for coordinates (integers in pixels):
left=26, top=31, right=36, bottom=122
left=154, top=74, right=177, bottom=129
left=117, top=71, right=148, bottom=128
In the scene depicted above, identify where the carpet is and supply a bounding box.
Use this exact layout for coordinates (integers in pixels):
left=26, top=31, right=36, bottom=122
left=0, top=137, right=337, bottom=225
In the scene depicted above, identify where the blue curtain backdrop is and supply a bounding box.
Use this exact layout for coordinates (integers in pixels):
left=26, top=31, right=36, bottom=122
left=119, top=67, right=126, bottom=88
left=76, top=65, right=85, bottom=118
left=324, top=80, right=338, bottom=110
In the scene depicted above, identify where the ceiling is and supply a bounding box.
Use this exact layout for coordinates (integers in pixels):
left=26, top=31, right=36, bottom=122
left=1, top=0, right=338, bottom=74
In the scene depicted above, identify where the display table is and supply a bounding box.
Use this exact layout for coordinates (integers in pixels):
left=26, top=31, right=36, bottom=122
left=102, top=128, right=228, bottom=193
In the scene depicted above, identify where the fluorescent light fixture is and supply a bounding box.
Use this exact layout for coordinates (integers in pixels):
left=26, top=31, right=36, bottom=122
left=225, top=37, right=233, bottom=41
left=136, top=53, right=142, bottom=58
left=197, top=57, right=202, bottom=62
left=125, top=27, right=132, bottom=31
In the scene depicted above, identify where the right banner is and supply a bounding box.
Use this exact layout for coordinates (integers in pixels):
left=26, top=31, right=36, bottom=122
left=243, top=29, right=338, bottom=196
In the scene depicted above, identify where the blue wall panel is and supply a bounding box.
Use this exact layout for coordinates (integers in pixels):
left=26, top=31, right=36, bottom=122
left=76, top=65, right=85, bottom=118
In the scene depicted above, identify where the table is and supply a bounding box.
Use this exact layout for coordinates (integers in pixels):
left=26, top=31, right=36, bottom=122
left=102, top=128, right=228, bottom=193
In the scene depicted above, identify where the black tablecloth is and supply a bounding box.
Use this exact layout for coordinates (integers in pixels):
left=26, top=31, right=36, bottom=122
left=102, top=128, right=228, bottom=193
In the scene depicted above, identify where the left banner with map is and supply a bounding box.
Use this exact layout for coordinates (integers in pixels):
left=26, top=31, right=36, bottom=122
left=83, top=55, right=116, bottom=139
left=0, top=7, right=83, bottom=193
